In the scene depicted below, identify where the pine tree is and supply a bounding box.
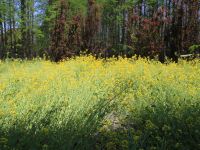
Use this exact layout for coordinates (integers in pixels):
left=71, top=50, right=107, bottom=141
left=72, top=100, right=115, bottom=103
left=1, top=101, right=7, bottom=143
left=83, top=0, right=101, bottom=53
left=49, top=0, right=69, bottom=62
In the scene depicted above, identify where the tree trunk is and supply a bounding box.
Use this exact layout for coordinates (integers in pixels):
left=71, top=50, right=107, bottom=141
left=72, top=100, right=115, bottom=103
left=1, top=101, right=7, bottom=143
left=12, top=0, right=17, bottom=57
left=0, top=12, right=4, bottom=58
left=21, top=0, right=27, bottom=58
left=9, top=0, right=13, bottom=56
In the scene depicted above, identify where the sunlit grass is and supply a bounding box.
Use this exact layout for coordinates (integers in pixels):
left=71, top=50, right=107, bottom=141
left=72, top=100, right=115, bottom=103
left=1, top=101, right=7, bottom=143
left=0, top=56, right=199, bottom=149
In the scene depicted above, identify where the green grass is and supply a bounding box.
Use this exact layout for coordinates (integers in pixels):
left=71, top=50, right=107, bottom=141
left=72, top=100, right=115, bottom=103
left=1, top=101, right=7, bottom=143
left=0, top=57, right=200, bottom=150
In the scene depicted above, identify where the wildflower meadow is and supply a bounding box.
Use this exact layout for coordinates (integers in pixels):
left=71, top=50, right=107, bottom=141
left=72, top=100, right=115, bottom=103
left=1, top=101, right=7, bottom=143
left=0, top=56, right=199, bottom=150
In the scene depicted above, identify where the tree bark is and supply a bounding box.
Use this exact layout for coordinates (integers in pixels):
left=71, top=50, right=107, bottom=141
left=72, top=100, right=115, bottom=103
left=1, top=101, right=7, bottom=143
left=0, top=12, right=4, bottom=58
left=20, top=0, right=27, bottom=58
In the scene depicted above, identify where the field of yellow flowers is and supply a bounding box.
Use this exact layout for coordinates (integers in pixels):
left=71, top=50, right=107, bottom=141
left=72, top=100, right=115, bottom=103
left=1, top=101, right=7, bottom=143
left=0, top=56, right=200, bottom=150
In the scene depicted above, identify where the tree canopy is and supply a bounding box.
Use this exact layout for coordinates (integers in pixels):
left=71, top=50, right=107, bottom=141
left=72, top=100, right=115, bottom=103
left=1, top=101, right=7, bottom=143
left=0, top=0, right=199, bottom=61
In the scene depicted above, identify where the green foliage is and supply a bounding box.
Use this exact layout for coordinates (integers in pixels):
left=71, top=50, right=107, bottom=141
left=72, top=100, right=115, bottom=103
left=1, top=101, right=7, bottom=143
left=69, top=0, right=87, bottom=16
left=189, top=44, right=200, bottom=53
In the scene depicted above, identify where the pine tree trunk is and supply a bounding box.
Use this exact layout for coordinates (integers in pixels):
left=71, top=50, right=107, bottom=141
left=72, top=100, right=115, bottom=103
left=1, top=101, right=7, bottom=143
left=0, top=11, right=4, bottom=58
left=21, top=0, right=27, bottom=58
left=9, top=0, right=13, bottom=56
left=12, top=0, right=17, bottom=57
left=3, top=14, right=7, bottom=54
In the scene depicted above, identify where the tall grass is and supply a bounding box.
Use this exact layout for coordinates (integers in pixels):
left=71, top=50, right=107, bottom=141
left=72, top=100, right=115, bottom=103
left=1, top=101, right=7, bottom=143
left=0, top=56, right=199, bottom=150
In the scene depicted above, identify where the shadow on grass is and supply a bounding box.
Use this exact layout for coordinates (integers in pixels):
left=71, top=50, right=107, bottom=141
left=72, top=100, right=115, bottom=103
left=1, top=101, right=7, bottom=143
left=0, top=98, right=199, bottom=150
left=95, top=99, right=200, bottom=150
left=0, top=98, right=113, bottom=150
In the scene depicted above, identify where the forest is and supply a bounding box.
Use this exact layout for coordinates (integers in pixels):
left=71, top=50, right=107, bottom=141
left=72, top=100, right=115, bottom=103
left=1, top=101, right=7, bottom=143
left=0, top=0, right=199, bottom=61
left=0, top=0, right=200, bottom=150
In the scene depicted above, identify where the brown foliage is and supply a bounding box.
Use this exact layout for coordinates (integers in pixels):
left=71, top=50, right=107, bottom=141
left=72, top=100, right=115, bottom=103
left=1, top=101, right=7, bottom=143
left=49, top=0, right=70, bottom=62
left=83, top=0, right=101, bottom=54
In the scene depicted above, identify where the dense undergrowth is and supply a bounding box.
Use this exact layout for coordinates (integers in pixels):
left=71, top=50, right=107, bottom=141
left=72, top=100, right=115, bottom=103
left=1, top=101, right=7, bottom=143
left=0, top=56, right=199, bottom=150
